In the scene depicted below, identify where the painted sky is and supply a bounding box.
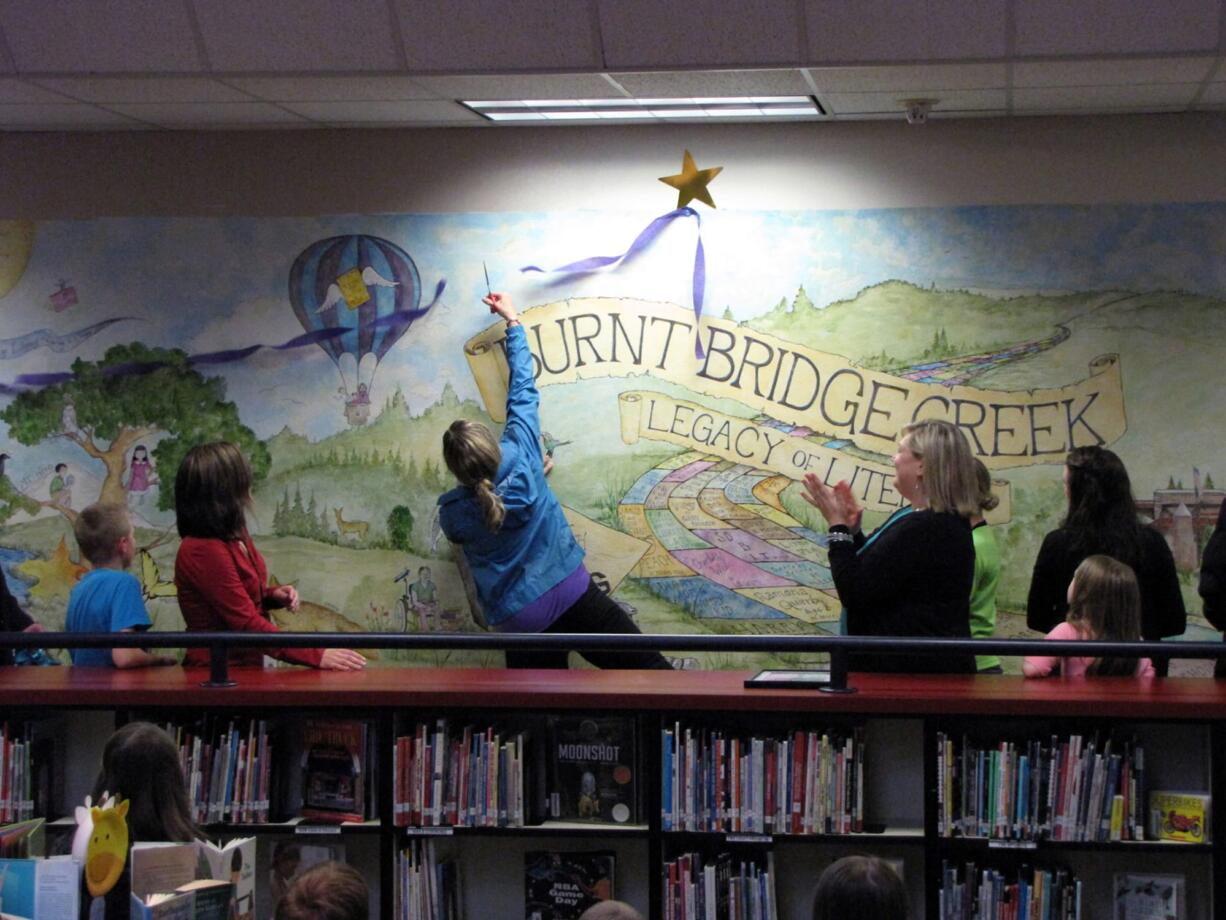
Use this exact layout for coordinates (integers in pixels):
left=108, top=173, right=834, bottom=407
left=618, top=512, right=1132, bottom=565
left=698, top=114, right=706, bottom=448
left=2, top=201, right=1226, bottom=485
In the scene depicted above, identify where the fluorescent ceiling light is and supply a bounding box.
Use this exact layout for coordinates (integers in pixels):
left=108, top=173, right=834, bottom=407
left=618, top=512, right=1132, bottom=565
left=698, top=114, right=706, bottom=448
left=651, top=108, right=708, bottom=118
left=595, top=109, right=656, bottom=119
left=462, top=96, right=819, bottom=122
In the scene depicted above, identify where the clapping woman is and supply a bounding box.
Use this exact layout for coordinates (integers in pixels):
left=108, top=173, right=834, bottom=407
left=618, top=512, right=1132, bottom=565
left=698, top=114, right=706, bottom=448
left=802, top=419, right=979, bottom=674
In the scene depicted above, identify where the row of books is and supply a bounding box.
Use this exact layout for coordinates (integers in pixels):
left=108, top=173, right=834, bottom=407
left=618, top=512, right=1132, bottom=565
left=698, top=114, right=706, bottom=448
left=1, top=721, right=34, bottom=823
left=395, top=838, right=461, bottom=920
left=662, top=724, right=865, bottom=835
left=936, top=733, right=1146, bottom=841
left=393, top=721, right=531, bottom=827
left=662, top=851, right=778, bottom=920
left=162, top=719, right=273, bottom=825
left=939, top=861, right=1082, bottom=920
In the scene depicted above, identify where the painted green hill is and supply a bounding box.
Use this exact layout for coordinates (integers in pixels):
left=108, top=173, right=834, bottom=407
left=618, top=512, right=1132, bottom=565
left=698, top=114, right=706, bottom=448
left=747, top=280, right=1100, bottom=368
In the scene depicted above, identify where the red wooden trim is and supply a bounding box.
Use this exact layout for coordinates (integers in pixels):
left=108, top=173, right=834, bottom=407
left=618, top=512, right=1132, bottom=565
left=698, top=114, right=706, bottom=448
left=1, top=667, right=1224, bottom=719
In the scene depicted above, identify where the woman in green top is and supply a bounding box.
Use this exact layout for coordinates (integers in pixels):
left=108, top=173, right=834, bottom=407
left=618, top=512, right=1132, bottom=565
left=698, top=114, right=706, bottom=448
left=970, top=460, right=1002, bottom=673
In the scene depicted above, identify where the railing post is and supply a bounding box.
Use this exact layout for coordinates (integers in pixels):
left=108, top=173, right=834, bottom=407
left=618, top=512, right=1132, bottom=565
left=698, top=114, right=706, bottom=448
left=820, top=648, right=856, bottom=694
left=200, top=643, right=236, bottom=689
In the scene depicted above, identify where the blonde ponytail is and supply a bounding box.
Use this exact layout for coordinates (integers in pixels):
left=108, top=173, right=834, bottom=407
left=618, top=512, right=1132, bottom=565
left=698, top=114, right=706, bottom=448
left=442, top=419, right=506, bottom=533
left=473, top=477, right=506, bottom=532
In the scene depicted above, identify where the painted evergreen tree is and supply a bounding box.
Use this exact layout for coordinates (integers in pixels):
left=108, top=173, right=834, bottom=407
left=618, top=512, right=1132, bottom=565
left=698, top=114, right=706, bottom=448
left=792, top=286, right=816, bottom=312
left=387, top=505, right=414, bottom=552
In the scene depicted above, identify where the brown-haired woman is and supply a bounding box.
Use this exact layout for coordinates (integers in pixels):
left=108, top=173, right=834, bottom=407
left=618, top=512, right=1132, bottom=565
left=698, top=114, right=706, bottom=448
left=1027, top=445, right=1184, bottom=673
left=174, top=442, right=365, bottom=670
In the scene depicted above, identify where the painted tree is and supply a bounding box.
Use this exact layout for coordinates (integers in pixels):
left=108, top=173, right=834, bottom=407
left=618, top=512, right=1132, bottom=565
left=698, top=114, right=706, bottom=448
left=387, top=505, right=414, bottom=552
left=1, top=343, right=269, bottom=516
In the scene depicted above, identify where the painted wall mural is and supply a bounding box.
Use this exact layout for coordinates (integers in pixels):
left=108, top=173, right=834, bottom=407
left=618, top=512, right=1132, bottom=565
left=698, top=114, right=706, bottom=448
left=0, top=202, right=1221, bottom=670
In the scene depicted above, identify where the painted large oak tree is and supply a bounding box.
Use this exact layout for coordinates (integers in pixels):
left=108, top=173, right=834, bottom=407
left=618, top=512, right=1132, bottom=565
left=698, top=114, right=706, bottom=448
left=2, top=343, right=269, bottom=518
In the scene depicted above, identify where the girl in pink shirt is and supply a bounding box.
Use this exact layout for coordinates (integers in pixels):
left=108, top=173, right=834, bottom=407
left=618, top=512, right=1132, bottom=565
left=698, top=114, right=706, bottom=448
left=1023, top=554, right=1155, bottom=678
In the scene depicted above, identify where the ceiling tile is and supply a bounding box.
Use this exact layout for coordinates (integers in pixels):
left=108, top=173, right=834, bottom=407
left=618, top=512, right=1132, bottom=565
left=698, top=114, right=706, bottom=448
left=610, top=69, right=812, bottom=97
left=807, top=64, right=1006, bottom=93
left=412, top=73, right=618, bottom=101
left=0, top=103, right=146, bottom=128
left=1013, top=84, right=1201, bottom=110
left=0, top=0, right=203, bottom=73
left=195, top=0, right=403, bottom=72
left=105, top=102, right=312, bottom=127
left=599, top=0, right=802, bottom=69
left=223, top=75, right=435, bottom=102
left=27, top=76, right=253, bottom=104
left=0, top=78, right=79, bottom=104
left=805, top=0, right=1007, bottom=62
left=1013, top=57, right=1216, bottom=87
left=395, top=0, right=600, bottom=72
left=1015, top=0, right=1220, bottom=55
left=280, top=99, right=483, bottom=124
left=824, top=88, right=1007, bottom=114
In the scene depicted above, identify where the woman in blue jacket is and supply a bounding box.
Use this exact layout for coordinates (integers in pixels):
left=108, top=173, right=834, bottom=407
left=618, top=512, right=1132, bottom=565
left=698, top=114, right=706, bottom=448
left=438, top=292, right=671, bottom=670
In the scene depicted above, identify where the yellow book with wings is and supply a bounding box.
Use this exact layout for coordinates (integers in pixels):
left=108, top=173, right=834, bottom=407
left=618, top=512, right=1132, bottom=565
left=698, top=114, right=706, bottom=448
left=138, top=550, right=177, bottom=601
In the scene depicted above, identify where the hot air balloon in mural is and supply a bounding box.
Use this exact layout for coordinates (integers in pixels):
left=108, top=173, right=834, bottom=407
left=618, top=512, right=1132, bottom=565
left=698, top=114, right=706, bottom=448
left=288, top=235, right=422, bottom=426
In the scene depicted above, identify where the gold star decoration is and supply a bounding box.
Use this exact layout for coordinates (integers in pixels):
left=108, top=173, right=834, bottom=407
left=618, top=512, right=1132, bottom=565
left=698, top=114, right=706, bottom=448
left=658, top=150, right=723, bottom=209
left=18, top=535, right=87, bottom=601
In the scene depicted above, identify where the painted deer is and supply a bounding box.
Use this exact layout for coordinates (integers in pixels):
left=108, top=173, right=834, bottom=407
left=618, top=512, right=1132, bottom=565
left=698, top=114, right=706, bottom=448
left=333, top=507, right=369, bottom=541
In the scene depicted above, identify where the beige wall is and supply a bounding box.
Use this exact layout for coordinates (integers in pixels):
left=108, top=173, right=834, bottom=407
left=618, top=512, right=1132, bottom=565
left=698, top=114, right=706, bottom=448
left=3, top=112, right=1226, bottom=219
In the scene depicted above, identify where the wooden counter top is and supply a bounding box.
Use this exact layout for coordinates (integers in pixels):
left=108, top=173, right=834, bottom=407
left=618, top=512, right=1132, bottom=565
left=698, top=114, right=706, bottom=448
left=3, top=666, right=1224, bottom=718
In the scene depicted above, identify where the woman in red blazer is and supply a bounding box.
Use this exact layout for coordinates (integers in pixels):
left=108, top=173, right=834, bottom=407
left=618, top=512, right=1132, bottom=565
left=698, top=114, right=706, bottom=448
left=174, top=442, right=365, bottom=670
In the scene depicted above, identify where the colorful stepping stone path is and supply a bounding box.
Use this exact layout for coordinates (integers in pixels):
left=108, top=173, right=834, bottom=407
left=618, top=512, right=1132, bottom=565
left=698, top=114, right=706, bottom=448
left=618, top=449, right=842, bottom=629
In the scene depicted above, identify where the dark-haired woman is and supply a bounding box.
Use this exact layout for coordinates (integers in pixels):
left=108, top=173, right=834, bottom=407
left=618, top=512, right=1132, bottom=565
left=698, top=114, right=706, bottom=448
left=1027, top=446, right=1185, bottom=673
left=174, top=441, right=365, bottom=670
left=1199, top=502, right=1226, bottom=677
left=438, top=293, right=670, bottom=670
left=80, top=721, right=206, bottom=918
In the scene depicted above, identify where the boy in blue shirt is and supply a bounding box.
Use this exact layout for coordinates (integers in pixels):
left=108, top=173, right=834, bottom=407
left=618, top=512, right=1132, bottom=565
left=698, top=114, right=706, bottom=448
left=66, top=502, right=176, bottom=668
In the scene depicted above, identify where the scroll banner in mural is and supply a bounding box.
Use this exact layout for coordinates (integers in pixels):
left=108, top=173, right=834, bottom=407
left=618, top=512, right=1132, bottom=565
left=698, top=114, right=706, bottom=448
left=464, top=298, right=1126, bottom=470
left=616, top=390, right=1012, bottom=521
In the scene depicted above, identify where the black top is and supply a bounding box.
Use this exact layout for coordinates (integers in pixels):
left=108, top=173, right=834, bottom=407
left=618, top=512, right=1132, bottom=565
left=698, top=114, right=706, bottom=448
left=1200, top=526, right=1226, bottom=633
left=1026, top=526, right=1186, bottom=639
left=828, top=509, right=976, bottom=674
left=0, top=571, right=33, bottom=666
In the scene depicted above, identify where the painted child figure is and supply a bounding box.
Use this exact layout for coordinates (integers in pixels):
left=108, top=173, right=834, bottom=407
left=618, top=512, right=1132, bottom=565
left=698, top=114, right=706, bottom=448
left=125, top=444, right=157, bottom=507
left=50, top=461, right=74, bottom=509
left=66, top=502, right=177, bottom=668
left=1023, top=554, right=1155, bottom=678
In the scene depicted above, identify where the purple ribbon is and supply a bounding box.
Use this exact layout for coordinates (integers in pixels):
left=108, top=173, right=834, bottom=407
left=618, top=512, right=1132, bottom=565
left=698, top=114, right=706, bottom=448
left=521, top=208, right=707, bottom=358
left=4, top=279, right=446, bottom=393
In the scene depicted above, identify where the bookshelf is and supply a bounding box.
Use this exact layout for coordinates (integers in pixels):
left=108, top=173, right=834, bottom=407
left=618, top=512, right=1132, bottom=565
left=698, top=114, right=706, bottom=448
left=2, top=666, right=1224, bottom=918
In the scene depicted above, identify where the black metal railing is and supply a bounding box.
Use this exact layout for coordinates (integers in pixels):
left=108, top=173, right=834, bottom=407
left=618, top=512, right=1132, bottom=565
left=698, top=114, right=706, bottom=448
left=1, top=630, right=1223, bottom=693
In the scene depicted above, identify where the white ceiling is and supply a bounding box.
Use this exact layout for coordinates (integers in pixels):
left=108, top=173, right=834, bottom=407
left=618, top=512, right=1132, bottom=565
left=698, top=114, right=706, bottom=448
left=1, top=0, right=1226, bottom=130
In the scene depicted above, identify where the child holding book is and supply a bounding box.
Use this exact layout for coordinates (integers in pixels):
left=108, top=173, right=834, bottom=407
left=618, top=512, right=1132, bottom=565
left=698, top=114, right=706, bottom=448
left=1023, top=554, right=1155, bottom=678
left=66, top=502, right=177, bottom=668
left=79, top=721, right=206, bottom=919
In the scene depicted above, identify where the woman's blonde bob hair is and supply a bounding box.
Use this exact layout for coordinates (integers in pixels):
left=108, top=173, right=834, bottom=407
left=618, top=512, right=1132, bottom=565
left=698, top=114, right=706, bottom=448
left=442, top=420, right=505, bottom=531
left=899, top=418, right=980, bottom=517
